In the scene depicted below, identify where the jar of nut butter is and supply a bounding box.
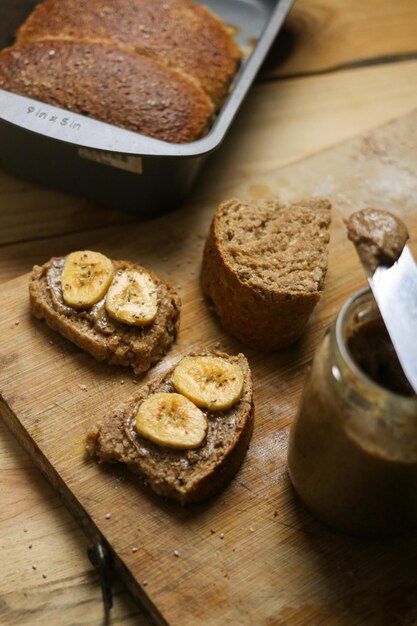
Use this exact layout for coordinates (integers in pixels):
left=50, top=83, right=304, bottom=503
left=288, top=288, right=417, bottom=537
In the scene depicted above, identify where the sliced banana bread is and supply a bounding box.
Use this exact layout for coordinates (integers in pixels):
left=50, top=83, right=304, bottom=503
left=29, top=254, right=181, bottom=375
left=201, top=198, right=332, bottom=351
left=87, top=351, right=254, bottom=504
left=0, top=41, right=213, bottom=143
left=16, top=0, right=241, bottom=110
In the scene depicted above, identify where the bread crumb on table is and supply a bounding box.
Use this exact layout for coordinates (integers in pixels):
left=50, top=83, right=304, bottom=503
left=79, top=384, right=87, bottom=391
left=220, top=533, right=225, bottom=540
left=105, top=513, right=111, bottom=520
left=173, top=550, right=180, bottom=557
left=131, top=547, right=138, bottom=553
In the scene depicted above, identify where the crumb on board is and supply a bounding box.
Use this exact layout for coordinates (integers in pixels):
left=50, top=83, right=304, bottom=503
left=173, top=550, right=180, bottom=557
left=250, top=527, right=255, bottom=533
left=32, top=564, right=37, bottom=570
left=143, top=581, right=148, bottom=586
left=220, top=533, right=225, bottom=540
left=120, top=380, right=125, bottom=385
left=131, top=547, right=138, bottom=553
left=42, top=573, right=47, bottom=579
left=79, top=384, right=87, bottom=391
left=105, top=513, right=111, bottom=520
left=15, top=320, right=20, bottom=326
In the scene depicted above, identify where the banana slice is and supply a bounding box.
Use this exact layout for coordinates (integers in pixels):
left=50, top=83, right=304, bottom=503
left=105, top=269, right=158, bottom=326
left=135, top=392, right=207, bottom=449
left=172, top=356, right=244, bottom=410
left=61, top=250, right=114, bottom=309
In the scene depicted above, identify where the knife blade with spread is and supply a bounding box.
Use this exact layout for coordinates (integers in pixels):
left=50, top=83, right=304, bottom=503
left=347, top=208, right=417, bottom=394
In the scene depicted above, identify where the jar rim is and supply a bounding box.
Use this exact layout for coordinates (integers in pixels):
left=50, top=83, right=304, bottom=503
left=335, top=287, right=417, bottom=405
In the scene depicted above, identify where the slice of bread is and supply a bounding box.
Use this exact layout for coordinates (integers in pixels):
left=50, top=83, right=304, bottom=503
left=29, top=257, right=181, bottom=375
left=0, top=41, right=213, bottom=143
left=86, top=351, right=254, bottom=504
left=15, top=0, right=241, bottom=110
left=201, top=198, right=332, bottom=351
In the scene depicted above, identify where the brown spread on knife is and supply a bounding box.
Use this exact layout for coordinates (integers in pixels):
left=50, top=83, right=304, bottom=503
left=346, top=208, right=409, bottom=274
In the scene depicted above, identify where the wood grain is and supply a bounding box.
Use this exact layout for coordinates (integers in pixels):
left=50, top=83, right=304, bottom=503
left=0, top=433, right=148, bottom=625
left=1, top=55, right=417, bottom=624
left=0, top=169, right=133, bottom=247
left=265, top=0, right=417, bottom=77
left=0, top=59, right=417, bottom=281
left=1, top=111, right=416, bottom=626
left=1, top=5, right=417, bottom=615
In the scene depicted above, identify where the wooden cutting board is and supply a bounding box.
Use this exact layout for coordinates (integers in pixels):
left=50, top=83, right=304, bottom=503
left=1, top=111, right=417, bottom=626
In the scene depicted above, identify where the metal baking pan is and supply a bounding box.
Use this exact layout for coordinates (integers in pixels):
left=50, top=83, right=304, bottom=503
left=0, top=0, right=293, bottom=217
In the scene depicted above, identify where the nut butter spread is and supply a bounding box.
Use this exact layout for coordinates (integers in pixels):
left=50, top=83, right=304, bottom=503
left=47, top=258, right=118, bottom=335
left=347, top=318, right=414, bottom=397
left=346, top=208, right=409, bottom=274
left=288, top=292, right=417, bottom=537
left=125, top=376, right=235, bottom=467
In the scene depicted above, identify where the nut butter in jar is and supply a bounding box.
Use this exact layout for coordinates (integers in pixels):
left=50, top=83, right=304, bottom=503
left=288, top=288, right=417, bottom=537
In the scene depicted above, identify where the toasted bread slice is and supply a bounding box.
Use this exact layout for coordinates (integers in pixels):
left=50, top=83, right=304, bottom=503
left=29, top=257, right=181, bottom=375
left=201, top=198, right=332, bottom=351
left=16, top=0, right=241, bottom=109
left=0, top=41, right=213, bottom=143
left=86, top=351, right=254, bottom=504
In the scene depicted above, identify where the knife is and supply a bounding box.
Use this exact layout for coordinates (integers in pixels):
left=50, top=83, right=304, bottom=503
left=369, top=245, right=417, bottom=394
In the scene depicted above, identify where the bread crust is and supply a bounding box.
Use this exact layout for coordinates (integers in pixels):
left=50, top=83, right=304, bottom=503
left=0, top=41, right=213, bottom=143
left=16, top=0, right=241, bottom=110
left=201, top=198, right=332, bottom=351
left=86, top=351, right=254, bottom=504
left=29, top=257, right=181, bottom=375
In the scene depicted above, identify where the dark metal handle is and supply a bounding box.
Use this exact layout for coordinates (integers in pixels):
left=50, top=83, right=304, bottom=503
left=88, top=536, right=114, bottom=618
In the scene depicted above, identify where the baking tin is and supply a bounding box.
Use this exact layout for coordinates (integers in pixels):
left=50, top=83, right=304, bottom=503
left=0, top=0, right=293, bottom=217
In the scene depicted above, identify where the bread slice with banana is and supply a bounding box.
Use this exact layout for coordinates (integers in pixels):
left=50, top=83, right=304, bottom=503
left=29, top=251, right=181, bottom=375
left=86, top=351, right=254, bottom=504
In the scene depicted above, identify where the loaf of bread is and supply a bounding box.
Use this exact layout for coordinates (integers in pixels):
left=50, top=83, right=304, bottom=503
left=201, top=198, right=332, bottom=351
left=0, top=0, right=240, bottom=142
left=29, top=255, right=181, bottom=374
left=16, top=0, right=240, bottom=110
left=0, top=41, right=213, bottom=143
left=87, top=351, right=254, bottom=504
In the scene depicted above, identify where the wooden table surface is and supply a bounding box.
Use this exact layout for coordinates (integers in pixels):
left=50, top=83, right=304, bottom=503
left=1, top=1, right=417, bottom=624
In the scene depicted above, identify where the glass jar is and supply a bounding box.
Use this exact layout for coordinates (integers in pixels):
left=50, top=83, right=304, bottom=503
left=288, top=288, right=417, bottom=537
